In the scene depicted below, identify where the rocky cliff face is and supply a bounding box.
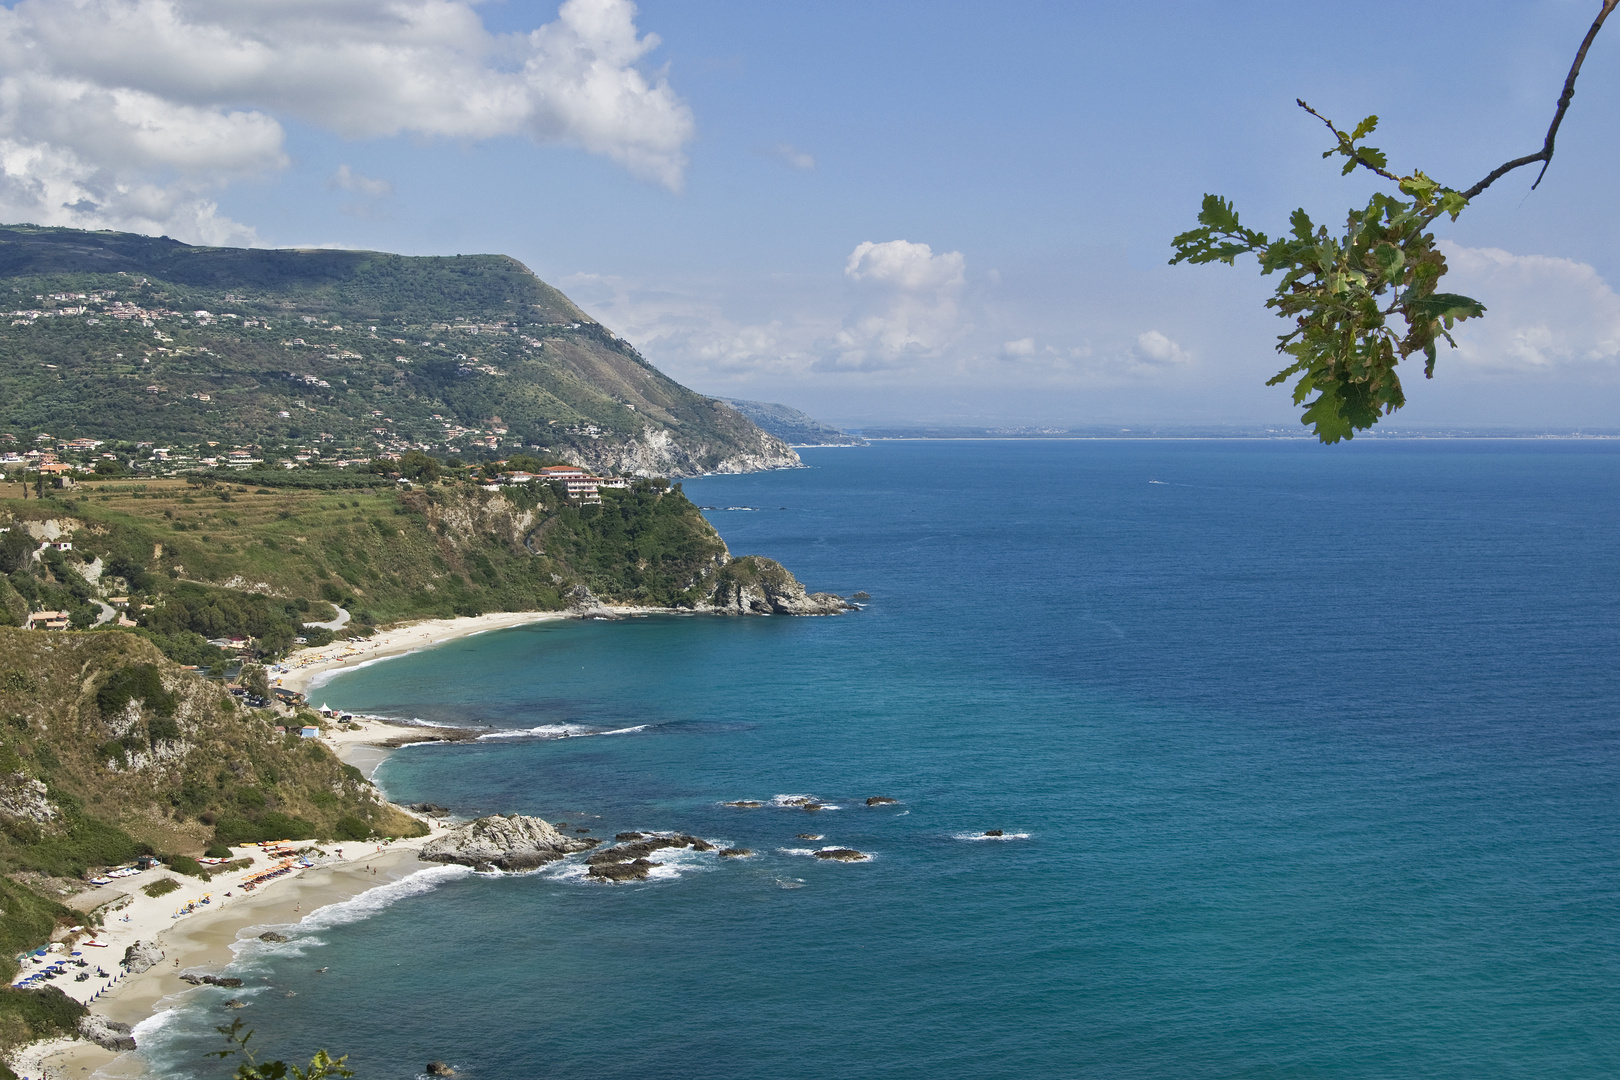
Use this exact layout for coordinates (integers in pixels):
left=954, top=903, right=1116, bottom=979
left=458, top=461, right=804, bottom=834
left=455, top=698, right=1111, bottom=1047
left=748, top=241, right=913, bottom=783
left=418, top=814, right=598, bottom=871
left=700, top=555, right=852, bottom=616
left=565, top=422, right=801, bottom=480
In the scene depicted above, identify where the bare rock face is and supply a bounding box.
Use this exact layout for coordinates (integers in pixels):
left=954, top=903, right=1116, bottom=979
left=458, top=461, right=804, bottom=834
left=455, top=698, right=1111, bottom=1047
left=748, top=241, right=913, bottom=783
left=703, top=556, right=850, bottom=616
left=564, top=584, right=619, bottom=620
left=418, top=815, right=597, bottom=871
left=122, top=940, right=163, bottom=973
left=79, top=1013, right=137, bottom=1051
left=0, top=771, right=59, bottom=824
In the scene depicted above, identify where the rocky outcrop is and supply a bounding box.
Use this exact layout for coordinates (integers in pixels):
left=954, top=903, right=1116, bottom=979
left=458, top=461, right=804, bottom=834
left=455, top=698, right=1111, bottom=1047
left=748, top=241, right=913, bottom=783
left=813, top=848, right=869, bottom=862
left=865, top=796, right=897, bottom=806
left=564, top=584, right=619, bottom=620
left=0, top=771, right=59, bottom=824
left=718, top=848, right=753, bottom=858
left=702, top=556, right=850, bottom=616
left=180, top=973, right=244, bottom=987
left=121, top=940, right=162, bottom=973
left=78, top=1014, right=137, bottom=1051
left=258, top=931, right=289, bottom=943
left=426, top=1060, right=457, bottom=1076
left=585, top=833, right=713, bottom=882
left=418, top=815, right=597, bottom=871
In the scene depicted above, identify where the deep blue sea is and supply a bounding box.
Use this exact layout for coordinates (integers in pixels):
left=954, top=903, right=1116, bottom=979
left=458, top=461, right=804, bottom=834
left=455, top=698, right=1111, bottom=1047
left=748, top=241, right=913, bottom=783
left=141, top=440, right=1620, bottom=1079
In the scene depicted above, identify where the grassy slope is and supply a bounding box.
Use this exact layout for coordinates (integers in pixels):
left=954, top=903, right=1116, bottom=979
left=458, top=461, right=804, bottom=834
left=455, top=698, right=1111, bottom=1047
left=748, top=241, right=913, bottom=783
left=0, top=628, right=422, bottom=856
left=0, top=225, right=791, bottom=473
left=0, top=472, right=729, bottom=631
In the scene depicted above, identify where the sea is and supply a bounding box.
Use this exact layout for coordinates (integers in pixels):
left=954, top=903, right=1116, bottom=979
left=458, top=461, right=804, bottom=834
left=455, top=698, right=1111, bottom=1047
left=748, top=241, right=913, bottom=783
left=135, top=439, right=1620, bottom=1079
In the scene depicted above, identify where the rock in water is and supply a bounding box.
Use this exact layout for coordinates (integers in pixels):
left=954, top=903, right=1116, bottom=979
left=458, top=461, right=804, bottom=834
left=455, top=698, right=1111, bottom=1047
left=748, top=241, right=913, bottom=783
left=121, top=940, right=163, bottom=973
left=866, top=796, right=897, bottom=806
left=704, top=556, right=852, bottom=616
left=588, top=858, right=659, bottom=881
left=419, top=814, right=598, bottom=871
left=78, top=1014, right=137, bottom=1051
left=718, top=848, right=753, bottom=858
left=258, top=931, right=289, bottom=943
left=984, top=829, right=1004, bottom=837
left=426, top=1062, right=457, bottom=1076
left=813, top=848, right=869, bottom=862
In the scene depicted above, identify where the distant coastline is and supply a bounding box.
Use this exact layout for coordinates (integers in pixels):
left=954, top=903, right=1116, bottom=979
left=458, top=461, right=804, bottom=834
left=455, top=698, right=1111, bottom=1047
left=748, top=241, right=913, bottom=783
left=847, top=428, right=1620, bottom=441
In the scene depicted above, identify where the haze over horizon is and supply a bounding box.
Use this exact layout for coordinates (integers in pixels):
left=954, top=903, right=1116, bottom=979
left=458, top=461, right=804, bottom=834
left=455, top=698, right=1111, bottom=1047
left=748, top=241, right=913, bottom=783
left=3, top=0, right=1618, bottom=431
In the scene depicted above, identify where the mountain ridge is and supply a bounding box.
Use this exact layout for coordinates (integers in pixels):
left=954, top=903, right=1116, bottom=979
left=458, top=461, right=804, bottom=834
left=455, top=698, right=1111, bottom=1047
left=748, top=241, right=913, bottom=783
left=0, top=225, right=797, bottom=478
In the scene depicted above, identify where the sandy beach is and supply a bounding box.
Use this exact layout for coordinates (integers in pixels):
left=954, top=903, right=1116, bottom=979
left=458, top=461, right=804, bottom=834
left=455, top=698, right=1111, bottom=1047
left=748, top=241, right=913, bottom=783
left=9, top=605, right=662, bottom=1079
left=12, top=834, right=442, bottom=1080
left=275, top=609, right=577, bottom=697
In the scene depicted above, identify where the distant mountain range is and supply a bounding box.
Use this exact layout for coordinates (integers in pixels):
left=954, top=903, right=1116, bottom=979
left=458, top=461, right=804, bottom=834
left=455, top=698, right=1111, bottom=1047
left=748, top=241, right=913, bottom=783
left=721, top=399, right=865, bottom=446
left=0, top=225, right=796, bottom=477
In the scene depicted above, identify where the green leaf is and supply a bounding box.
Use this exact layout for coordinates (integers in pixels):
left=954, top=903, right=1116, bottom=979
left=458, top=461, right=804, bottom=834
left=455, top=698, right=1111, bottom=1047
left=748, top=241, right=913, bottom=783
left=1350, top=115, right=1379, bottom=141
left=1405, top=292, right=1485, bottom=324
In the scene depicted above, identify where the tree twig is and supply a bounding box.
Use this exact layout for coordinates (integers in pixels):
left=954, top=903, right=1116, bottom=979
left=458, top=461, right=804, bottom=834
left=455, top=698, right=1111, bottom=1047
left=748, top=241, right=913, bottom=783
left=1460, top=0, right=1618, bottom=199
left=1295, top=99, right=1401, bottom=183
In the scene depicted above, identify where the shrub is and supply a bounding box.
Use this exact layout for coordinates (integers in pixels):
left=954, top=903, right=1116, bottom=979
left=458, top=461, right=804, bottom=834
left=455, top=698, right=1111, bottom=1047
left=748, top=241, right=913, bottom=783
left=0, top=986, right=86, bottom=1053
left=95, top=663, right=176, bottom=720
left=334, top=815, right=372, bottom=841
left=142, top=877, right=181, bottom=898
left=204, top=842, right=233, bottom=858
left=164, top=855, right=210, bottom=880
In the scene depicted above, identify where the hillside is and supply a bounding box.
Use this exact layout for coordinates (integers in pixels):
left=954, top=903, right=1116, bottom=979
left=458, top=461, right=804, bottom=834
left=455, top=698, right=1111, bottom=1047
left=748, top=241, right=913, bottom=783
left=0, top=469, right=843, bottom=656
left=722, top=399, right=865, bottom=446
left=0, top=629, right=423, bottom=964
left=0, top=225, right=797, bottom=477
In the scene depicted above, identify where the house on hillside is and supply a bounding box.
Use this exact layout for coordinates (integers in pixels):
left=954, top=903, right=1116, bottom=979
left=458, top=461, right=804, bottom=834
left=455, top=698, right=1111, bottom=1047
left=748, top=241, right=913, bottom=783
left=24, top=611, right=69, bottom=630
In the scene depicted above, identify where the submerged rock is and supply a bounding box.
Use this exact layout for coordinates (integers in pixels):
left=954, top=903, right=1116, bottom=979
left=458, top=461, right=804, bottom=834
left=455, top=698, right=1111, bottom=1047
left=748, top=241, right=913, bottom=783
left=426, top=1062, right=457, bottom=1076
left=419, top=814, right=597, bottom=871
left=796, top=834, right=823, bottom=840
left=224, top=998, right=245, bottom=1009
left=718, top=848, right=753, bottom=858
left=615, top=831, right=645, bottom=841
left=122, top=940, right=162, bottom=973
left=865, top=796, right=897, bottom=806
left=78, top=1014, right=136, bottom=1051
left=813, top=848, right=868, bottom=862
left=723, top=801, right=762, bottom=808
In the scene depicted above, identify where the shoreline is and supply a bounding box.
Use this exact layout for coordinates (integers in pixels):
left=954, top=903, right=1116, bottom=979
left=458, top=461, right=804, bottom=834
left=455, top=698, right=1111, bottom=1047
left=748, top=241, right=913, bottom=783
left=13, top=832, right=444, bottom=1080
left=277, top=604, right=688, bottom=698
left=12, top=607, right=662, bottom=1078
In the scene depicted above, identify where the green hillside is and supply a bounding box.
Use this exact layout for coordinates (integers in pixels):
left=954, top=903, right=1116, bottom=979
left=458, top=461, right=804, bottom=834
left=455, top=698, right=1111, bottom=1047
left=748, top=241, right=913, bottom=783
left=0, top=225, right=796, bottom=477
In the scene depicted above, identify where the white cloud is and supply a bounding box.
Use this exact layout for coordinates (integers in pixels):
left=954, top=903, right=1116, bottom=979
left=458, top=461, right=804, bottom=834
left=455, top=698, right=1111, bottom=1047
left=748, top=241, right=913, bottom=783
left=1001, top=337, right=1036, bottom=357
left=767, top=143, right=816, bottom=170
left=829, top=240, right=968, bottom=370
left=1440, top=242, right=1620, bottom=370
left=1132, top=329, right=1192, bottom=366
left=329, top=165, right=392, bottom=198
left=0, top=0, right=693, bottom=242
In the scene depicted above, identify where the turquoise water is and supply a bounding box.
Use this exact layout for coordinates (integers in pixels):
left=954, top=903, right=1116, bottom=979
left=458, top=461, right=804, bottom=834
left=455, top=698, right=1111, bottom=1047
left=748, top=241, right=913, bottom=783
left=143, top=441, right=1620, bottom=1078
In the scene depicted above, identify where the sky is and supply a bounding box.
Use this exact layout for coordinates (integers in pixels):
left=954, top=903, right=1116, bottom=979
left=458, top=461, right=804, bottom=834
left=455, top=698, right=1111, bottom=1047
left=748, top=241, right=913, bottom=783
left=2, top=0, right=1619, bottom=430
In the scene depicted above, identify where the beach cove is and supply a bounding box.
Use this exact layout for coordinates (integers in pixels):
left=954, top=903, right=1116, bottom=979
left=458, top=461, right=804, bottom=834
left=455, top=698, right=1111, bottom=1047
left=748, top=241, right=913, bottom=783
left=22, top=440, right=1620, bottom=1080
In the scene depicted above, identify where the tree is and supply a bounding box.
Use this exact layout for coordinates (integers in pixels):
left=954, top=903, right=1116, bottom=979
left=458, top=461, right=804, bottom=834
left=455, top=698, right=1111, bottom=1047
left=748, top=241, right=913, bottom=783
left=211, top=1020, right=353, bottom=1080
left=1171, top=1, right=1617, bottom=443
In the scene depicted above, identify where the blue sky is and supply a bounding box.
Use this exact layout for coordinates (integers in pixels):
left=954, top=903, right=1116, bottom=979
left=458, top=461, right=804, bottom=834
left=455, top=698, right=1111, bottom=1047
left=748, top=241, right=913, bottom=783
left=4, top=1, right=1619, bottom=429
